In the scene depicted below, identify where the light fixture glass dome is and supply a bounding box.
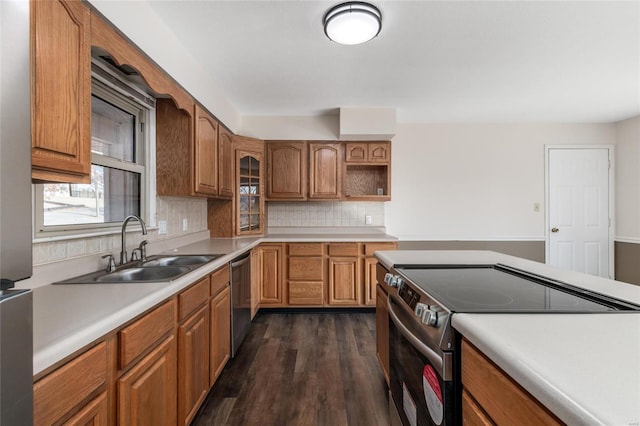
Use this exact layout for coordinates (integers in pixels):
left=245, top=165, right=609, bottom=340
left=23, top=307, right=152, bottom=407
left=323, top=2, right=382, bottom=45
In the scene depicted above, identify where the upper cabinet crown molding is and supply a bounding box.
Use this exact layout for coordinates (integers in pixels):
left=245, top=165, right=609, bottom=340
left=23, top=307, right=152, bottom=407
left=89, top=10, right=193, bottom=112
left=31, top=0, right=91, bottom=183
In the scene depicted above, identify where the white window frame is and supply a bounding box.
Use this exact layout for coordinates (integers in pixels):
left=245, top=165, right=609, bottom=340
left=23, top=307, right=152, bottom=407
left=33, top=60, right=156, bottom=240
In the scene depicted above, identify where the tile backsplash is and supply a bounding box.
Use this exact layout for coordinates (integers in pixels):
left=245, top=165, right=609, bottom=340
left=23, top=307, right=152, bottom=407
left=32, top=196, right=207, bottom=266
left=267, top=201, right=385, bottom=227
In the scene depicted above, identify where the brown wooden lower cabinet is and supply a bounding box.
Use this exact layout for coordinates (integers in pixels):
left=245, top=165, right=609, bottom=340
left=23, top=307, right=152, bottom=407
left=375, top=283, right=390, bottom=386
left=210, top=285, right=231, bottom=386
left=256, top=241, right=397, bottom=309
left=33, top=341, right=108, bottom=425
left=178, top=305, right=210, bottom=425
left=63, top=392, right=108, bottom=426
left=118, top=335, right=177, bottom=426
left=256, top=243, right=285, bottom=305
left=462, top=389, right=494, bottom=426
left=461, top=339, right=562, bottom=426
left=328, top=256, right=361, bottom=305
left=34, top=264, right=235, bottom=426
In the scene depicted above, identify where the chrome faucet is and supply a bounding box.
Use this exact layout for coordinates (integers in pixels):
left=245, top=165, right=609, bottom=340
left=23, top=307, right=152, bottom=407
left=120, top=215, right=147, bottom=265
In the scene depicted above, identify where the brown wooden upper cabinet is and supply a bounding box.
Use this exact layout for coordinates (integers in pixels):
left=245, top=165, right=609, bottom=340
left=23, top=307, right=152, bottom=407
left=345, top=141, right=391, bottom=201
left=266, top=140, right=391, bottom=202
left=345, top=142, right=390, bottom=163
left=31, top=0, right=92, bottom=183
left=309, top=142, right=343, bottom=200
left=266, top=141, right=308, bottom=200
left=194, top=104, right=219, bottom=195
left=218, top=127, right=234, bottom=199
left=157, top=100, right=234, bottom=199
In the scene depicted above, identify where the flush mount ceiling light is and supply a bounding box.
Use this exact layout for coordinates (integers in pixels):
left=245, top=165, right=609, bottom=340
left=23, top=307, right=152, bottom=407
left=323, top=2, right=382, bottom=45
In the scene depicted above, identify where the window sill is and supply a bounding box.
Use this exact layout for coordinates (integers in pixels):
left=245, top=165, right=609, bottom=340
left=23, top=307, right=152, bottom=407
left=33, top=226, right=159, bottom=244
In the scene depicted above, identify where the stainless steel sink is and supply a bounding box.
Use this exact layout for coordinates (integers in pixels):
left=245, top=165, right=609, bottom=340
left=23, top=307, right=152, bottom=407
left=53, top=254, right=223, bottom=285
left=141, top=255, right=218, bottom=267
left=94, top=266, right=191, bottom=283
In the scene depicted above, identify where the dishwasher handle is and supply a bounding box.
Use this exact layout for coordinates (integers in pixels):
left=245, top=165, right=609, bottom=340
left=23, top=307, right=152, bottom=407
left=231, top=251, right=251, bottom=268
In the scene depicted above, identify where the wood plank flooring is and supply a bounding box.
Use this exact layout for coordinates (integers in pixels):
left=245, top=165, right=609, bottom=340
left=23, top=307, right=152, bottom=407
left=192, top=311, right=389, bottom=426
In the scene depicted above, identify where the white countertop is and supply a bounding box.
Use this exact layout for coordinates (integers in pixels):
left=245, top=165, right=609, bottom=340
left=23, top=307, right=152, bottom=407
left=33, top=231, right=395, bottom=375
left=32, top=237, right=262, bottom=375
left=453, top=313, right=640, bottom=425
left=375, top=250, right=640, bottom=425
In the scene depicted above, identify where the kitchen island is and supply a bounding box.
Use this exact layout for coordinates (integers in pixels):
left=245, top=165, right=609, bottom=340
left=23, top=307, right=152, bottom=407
left=375, top=250, right=640, bottom=425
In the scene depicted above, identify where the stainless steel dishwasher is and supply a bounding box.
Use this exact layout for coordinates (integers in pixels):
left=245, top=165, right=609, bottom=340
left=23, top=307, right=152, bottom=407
left=230, top=251, right=251, bottom=357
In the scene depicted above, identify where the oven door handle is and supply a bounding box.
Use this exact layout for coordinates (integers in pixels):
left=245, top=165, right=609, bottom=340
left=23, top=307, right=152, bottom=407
left=388, top=294, right=448, bottom=379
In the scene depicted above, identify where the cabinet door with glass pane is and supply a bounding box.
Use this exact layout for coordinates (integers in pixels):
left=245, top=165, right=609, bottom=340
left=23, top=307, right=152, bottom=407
left=236, top=150, right=264, bottom=235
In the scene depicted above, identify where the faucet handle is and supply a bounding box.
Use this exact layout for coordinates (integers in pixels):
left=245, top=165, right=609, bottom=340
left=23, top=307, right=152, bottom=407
left=102, top=254, right=117, bottom=273
left=130, top=248, right=142, bottom=262
left=138, top=240, right=149, bottom=261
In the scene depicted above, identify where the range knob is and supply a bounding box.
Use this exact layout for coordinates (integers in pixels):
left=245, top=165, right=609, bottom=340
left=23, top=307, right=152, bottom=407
left=415, top=302, right=429, bottom=318
left=384, top=273, right=404, bottom=288
left=423, top=309, right=438, bottom=326
left=383, top=273, right=396, bottom=287
left=414, top=303, right=438, bottom=326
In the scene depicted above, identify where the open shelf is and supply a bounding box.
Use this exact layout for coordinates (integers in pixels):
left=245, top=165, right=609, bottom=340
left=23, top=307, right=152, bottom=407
left=345, top=164, right=390, bottom=201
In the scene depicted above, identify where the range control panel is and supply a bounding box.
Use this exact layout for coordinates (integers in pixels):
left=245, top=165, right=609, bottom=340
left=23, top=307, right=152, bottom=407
left=398, top=284, right=420, bottom=310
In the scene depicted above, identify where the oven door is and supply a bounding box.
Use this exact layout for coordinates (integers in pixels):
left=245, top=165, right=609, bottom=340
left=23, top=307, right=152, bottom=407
left=388, top=294, right=456, bottom=426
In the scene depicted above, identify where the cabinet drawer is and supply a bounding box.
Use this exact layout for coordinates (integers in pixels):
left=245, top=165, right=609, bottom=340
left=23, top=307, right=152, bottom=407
left=119, top=300, right=175, bottom=370
left=462, top=389, right=494, bottom=426
left=288, top=257, right=323, bottom=280
left=461, top=339, right=561, bottom=425
left=34, top=342, right=107, bottom=425
left=288, top=243, right=323, bottom=256
left=179, top=277, right=210, bottom=322
left=364, top=242, right=397, bottom=257
left=288, top=281, right=323, bottom=305
left=328, top=243, right=359, bottom=257
left=211, top=264, right=230, bottom=296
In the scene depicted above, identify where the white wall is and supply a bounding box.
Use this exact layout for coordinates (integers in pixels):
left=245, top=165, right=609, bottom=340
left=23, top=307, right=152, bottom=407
left=387, top=123, right=616, bottom=240
left=241, top=114, right=339, bottom=140
left=89, top=1, right=240, bottom=132
left=615, top=116, right=640, bottom=242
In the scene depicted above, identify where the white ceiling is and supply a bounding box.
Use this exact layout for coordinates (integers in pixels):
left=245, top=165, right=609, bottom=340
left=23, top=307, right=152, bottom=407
left=145, top=0, right=640, bottom=123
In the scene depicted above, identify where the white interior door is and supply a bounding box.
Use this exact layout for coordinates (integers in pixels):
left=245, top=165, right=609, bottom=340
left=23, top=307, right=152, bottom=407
left=547, top=147, right=612, bottom=278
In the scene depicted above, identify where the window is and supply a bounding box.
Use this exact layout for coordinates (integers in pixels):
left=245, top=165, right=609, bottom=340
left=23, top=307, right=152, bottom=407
left=34, top=62, right=155, bottom=237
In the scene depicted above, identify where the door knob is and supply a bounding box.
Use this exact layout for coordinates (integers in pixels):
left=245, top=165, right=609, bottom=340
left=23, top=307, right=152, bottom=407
left=551, top=227, right=559, bottom=233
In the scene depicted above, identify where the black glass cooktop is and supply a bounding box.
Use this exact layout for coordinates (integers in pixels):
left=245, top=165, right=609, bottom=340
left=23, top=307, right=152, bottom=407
left=395, top=265, right=632, bottom=312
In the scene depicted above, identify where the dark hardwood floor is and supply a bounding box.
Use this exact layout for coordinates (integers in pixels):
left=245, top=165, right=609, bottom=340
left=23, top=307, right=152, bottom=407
left=192, top=311, right=389, bottom=426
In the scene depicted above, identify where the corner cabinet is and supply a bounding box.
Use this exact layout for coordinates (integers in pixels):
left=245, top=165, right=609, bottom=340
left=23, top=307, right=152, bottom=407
left=256, top=243, right=285, bottom=306
left=31, top=0, right=91, bottom=183
left=235, top=137, right=265, bottom=235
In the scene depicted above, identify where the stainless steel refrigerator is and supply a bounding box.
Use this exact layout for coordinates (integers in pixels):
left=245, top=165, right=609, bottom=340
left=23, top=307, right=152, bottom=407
left=1, top=0, right=35, bottom=424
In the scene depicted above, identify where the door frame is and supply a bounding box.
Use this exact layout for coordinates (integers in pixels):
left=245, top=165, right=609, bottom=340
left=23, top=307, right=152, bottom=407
left=544, top=145, right=616, bottom=278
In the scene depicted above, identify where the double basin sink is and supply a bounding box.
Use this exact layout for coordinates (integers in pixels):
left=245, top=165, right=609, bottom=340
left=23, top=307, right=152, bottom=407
left=54, top=255, right=222, bottom=285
